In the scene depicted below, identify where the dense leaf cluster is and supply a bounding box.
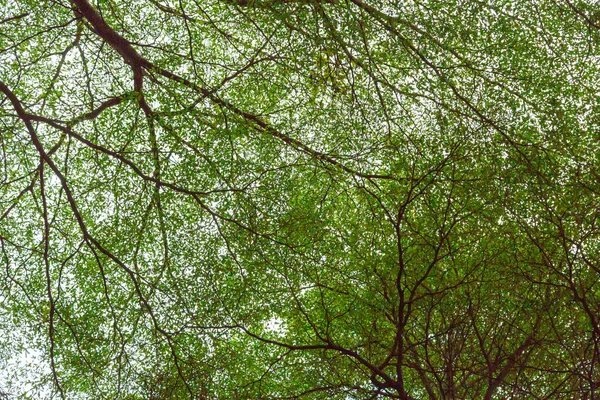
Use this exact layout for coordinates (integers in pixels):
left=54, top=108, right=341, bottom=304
left=1, top=0, right=600, bottom=398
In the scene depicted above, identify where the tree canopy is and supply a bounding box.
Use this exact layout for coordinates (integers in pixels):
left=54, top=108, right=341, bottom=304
left=1, top=0, right=600, bottom=398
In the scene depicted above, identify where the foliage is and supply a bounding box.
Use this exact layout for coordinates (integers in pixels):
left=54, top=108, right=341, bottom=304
left=1, top=0, right=600, bottom=398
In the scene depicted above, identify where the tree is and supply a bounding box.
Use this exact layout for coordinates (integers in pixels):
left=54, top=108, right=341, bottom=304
left=1, top=0, right=599, bottom=398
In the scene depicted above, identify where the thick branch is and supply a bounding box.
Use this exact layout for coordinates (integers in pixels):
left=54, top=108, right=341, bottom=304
left=70, top=0, right=149, bottom=67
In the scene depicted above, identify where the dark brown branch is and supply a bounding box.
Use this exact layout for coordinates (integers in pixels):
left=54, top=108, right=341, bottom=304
left=40, top=162, right=65, bottom=399
left=70, top=0, right=149, bottom=68
left=0, top=12, right=30, bottom=25
left=68, top=95, right=126, bottom=126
